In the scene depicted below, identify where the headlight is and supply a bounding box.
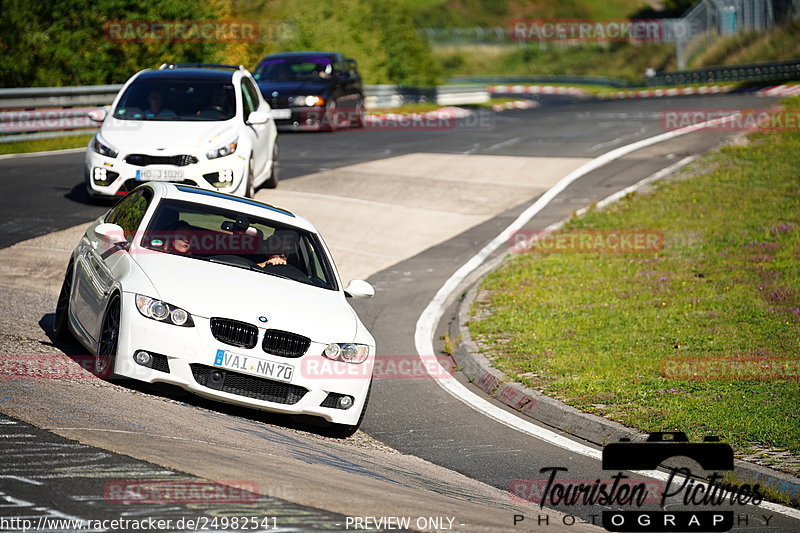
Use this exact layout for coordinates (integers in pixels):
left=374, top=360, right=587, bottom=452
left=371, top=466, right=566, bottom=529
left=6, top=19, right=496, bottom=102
left=206, top=136, right=238, bottom=159
left=323, top=343, right=370, bottom=364
left=135, top=294, right=194, bottom=327
left=92, top=134, right=118, bottom=158
left=289, top=95, right=326, bottom=107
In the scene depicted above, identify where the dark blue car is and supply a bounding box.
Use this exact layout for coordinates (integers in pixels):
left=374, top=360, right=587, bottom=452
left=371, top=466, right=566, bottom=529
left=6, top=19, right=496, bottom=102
left=254, top=51, right=364, bottom=131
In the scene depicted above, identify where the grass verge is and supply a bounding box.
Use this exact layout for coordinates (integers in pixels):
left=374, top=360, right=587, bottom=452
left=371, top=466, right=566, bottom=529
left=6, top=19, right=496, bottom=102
left=469, top=97, right=800, bottom=469
left=0, top=134, right=93, bottom=156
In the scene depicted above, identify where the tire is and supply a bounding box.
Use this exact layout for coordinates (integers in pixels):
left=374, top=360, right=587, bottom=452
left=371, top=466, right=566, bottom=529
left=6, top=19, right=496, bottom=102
left=322, top=100, right=339, bottom=132
left=96, top=294, right=120, bottom=379
left=244, top=156, right=255, bottom=198
left=350, top=99, right=365, bottom=129
left=326, top=380, right=372, bottom=439
left=263, top=142, right=279, bottom=189
left=53, top=262, right=74, bottom=341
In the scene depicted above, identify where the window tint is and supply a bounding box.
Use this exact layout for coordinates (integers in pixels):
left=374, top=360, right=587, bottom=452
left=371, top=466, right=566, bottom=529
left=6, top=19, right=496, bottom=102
left=142, top=199, right=337, bottom=290
left=113, top=79, right=236, bottom=121
left=106, top=188, right=153, bottom=241
left=241, top=80, right=256, bottom=119
left=254, top=56, right=336, bottom=81
left=243, top=78, right=261, bottom=111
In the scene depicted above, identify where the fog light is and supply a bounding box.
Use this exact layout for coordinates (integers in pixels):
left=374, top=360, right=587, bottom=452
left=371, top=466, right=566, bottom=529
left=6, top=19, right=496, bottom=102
left=219, top=169, right=233, bottom=183
left=338, top=396, right=354, bottom=409
left=133, top=350, right=152, bottom=367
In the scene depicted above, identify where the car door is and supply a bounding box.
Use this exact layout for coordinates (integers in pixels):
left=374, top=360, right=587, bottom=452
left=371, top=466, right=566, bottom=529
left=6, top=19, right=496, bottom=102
left=71, top=189, right=152, bottom=346
left=241, top=77, right=272, bottom=179
left=338, top=57, right=361, bottom=115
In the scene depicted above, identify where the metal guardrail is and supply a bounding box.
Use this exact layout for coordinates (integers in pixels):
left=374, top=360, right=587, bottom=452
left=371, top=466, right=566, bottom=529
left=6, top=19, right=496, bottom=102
left=0, top=85, right=124, bottom=109
left=647, top=58, right=800, bottom=86
left=0, top=83, right=489, bottom=143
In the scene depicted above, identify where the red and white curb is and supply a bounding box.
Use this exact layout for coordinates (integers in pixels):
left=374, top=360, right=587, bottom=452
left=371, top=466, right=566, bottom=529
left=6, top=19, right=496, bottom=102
left=597, top=85, right=733, bottom=99
left=757, top=84, right=800, bottom=97
left=489, top=84, right=590, bottom=97
left=491, top=100, right=539, bottom=112
left=586, top=83, right=799, bottom=99
left=365, top=106, right=474, bottom=123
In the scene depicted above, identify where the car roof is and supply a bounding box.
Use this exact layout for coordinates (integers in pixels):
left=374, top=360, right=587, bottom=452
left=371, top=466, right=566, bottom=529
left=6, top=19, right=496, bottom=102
left=150, top=183, right=318, bottom=233
left=260, top=51, right=340, bottom=60
left=135, top=68, right=238, bottom=82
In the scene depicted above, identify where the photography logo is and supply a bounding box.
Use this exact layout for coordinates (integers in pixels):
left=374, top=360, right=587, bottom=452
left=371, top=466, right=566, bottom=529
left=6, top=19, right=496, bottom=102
left=601, top=432, right=755, bottom=532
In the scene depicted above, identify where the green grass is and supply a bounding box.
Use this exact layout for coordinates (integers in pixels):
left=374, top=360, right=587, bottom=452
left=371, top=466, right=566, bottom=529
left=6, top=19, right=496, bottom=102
left=0, top=134, right=93, bottom=156
left=434, top=42, right=676, bottom=83
left=433, top=19, right=800, bottom=84
left=469, top=97, right=800, bottom=464
left=690, top=19, right=800, bottom=68
left=368, top=103, right=445, bottom=114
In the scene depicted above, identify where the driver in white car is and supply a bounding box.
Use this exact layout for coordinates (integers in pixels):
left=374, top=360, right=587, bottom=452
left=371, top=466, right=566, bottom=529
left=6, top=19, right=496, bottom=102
left=256, top=230, right=297, bottom=268
left=144, top=89, right=177, bottom=118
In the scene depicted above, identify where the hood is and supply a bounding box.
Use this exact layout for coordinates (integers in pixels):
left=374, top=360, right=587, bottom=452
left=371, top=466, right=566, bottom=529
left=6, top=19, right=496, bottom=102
left=131, top=252, right=357, bottom=343
left=257, top=80, right=331, bottom=97
left=99, top=119, right=237, bottom=156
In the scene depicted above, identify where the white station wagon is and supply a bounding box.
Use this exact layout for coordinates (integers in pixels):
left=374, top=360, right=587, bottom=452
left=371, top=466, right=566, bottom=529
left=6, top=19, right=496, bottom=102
left=85, top=63, right=278, bottom=200
left=54, top=183, right=376, bottom=436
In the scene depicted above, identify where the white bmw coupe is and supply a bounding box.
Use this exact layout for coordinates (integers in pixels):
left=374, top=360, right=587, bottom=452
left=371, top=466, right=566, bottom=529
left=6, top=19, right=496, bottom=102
left=54, top=183, right=376, bottom=436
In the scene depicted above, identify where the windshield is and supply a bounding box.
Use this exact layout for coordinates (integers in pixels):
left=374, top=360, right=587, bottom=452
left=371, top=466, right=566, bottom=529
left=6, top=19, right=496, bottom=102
left=113, top=79, right=236, bottom=121
left=253, top=56, right=335, bottom=82
left=142, top=199, right=337, bottom=290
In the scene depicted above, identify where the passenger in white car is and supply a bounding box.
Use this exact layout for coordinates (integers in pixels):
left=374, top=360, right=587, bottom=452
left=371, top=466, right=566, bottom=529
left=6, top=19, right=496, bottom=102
left=144, top=89, right=176, bottom=118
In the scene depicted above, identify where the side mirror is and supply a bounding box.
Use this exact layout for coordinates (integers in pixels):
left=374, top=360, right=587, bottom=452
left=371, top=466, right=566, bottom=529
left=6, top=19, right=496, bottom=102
left=94, top=223, right=126, bottom=244
left=247, top=111, right=270, bottom=124
left=344, top=280, right=374, bottom=299
left=87, top=109, right=107, bottom=123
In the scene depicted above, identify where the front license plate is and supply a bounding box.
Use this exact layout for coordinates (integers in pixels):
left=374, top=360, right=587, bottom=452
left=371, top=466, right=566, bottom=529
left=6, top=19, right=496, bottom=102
left=135, top=169, right=185, bottom=181
left=213, top=349, right=294, bottom=383
left=271, top=108, right=292, bottom=120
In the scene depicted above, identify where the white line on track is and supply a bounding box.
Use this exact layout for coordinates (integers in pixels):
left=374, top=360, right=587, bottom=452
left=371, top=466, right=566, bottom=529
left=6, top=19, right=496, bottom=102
left=486, top=137, right=521, bottom=152
left=415, top=115, right=800, bottom=521
left=0, top=147, right=85, bottom=160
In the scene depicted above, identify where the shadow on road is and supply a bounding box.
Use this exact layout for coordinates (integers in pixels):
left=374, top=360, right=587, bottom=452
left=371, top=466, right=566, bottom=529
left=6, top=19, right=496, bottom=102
left=37, top=312, right=347, bottom=439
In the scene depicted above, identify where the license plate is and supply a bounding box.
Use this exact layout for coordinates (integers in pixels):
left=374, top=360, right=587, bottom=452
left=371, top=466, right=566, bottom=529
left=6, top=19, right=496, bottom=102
left=213, top=349, right=294, bottom=383
left=135, top=169, right=185, bottom=181
left=271, top=108, right=292, bottom=120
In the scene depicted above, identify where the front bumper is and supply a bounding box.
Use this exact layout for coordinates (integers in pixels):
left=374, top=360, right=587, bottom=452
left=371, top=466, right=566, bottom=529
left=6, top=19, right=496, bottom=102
left=114, top=294, right=373, bottom=426
left=272, top=107, right=327, bottom=130
left=84, top=149, right=249, bottom=199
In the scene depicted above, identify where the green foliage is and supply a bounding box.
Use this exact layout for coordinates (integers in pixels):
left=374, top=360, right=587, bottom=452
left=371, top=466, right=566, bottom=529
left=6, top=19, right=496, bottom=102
left=0, top=0, right=229, bottom=87
left=0, top=0, right=439, bottom=87
left=412, top=0, right=648, bottom=28
left=229, top=0, right=440, bottom=86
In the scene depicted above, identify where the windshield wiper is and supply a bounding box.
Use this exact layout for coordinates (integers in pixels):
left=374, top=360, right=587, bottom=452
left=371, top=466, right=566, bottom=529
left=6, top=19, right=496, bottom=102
left=209, top=257, right=252, bottom=270
left=248, top=265, right=294, bottom=281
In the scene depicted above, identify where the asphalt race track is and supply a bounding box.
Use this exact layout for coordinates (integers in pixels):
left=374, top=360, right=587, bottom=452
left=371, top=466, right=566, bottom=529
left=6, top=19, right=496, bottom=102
left=1, top=93, right=798, bottom=532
